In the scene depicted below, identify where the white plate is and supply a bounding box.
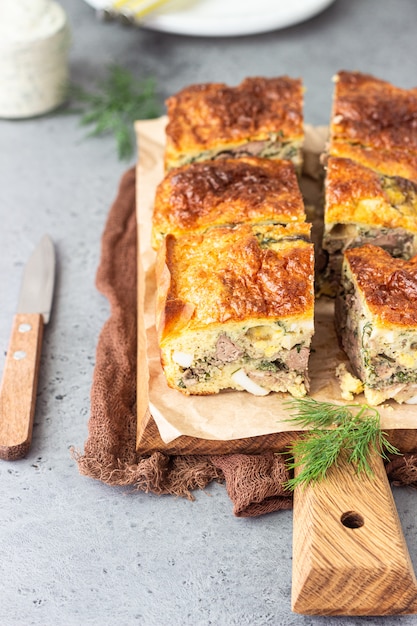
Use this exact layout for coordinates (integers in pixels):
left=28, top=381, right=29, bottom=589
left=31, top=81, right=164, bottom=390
left=86, top=0, right=335, bottom=37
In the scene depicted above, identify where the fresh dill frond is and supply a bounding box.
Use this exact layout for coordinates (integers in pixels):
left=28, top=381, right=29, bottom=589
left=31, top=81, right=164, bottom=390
left=286, top=428, right=344, bottom=483
left=284, top=397, right=352, bottom=429
left=284, top=398, right=401, bottom=490
left=68, top=65, right=162, bottom=160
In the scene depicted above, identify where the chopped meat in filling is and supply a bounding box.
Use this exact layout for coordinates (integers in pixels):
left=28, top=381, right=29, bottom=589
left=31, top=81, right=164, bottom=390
left=179, top=333, right=309, bottom=389
left=283, top=345, right=309, bottom=370
left=324, top=226, right=415, bottom=256
left=215, top=334, right=244, bottom=362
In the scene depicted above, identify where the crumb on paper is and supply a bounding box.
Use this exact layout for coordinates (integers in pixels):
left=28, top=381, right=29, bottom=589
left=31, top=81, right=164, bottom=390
left=335, top=363, right=364, bottom=401
left=381, top=403, right=394, bottom=412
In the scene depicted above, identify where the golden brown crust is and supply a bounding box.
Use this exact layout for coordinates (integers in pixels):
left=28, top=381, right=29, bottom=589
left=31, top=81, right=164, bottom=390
left=156, top=224, right=314, bottom=344
left=164, top=76, right=303, bottom=168
left=330, top=71, right=417, bottom=154
left=152, top=156, right=306, bottom=246
left=155, top=237, right=196, bottom=343
left=325, top=156, right=417, bottom=230
left=329, top=140, right=417, bottom=182
left=345, top=244, right=417, bottom=327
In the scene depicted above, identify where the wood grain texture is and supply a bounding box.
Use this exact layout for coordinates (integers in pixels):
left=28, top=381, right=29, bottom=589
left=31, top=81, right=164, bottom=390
left=136, top=408, right=298, bottom=455
left=0, top=313, right=43, bottom=461
left=292, top=450, right=417, bottom=616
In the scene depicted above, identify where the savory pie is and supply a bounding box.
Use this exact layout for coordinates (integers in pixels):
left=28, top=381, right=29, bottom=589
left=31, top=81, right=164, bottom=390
left=322, top=155, right=417, bottom=292
left=329, top=70, right=417, bottom=157
left=155, top=223, right=315, bottom=397
left=164, top=76, right=304, bottom=172
left=329, top=141, right=417, bottom=183
left=335, top=244, right=417, bottom=405
left=152, top=156, right=309, bottom=249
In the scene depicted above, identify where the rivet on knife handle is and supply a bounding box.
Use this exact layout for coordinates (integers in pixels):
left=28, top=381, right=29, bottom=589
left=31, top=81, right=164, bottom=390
left=0, top=313, right=43, bottom=460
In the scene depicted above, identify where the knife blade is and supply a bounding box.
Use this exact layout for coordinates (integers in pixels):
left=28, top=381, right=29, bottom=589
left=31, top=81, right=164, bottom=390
left=0, top=235, right=55, bottom=461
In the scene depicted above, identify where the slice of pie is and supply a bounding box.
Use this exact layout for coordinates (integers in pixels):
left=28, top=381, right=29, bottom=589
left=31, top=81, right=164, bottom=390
left=164, top=76, right=304, bottom=172
left=152, top=156, right=309, bottom=249
left=329, top=70, right=417, bottom=156
left=329, top=141, right=417, bottom=183
left=335, top=243, right=417, bottom=405
left=155, top=223, right=315, bottom=397
left=322, top=156, right=417, bottom=293
left=328, top=71, right=417, bottom=185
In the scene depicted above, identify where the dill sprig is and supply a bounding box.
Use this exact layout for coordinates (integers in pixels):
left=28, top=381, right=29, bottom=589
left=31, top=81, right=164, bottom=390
left=284, top=398, right=401, bottom=490
left=69, top=65, right=162, bottom=160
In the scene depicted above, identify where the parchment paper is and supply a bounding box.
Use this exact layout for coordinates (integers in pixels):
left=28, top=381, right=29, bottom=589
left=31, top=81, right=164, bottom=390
left=136, top=117, right=417, bottom=445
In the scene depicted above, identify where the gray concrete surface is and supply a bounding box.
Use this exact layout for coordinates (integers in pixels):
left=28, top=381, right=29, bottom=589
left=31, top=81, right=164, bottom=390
left=1, top=0, right=417, bottom=624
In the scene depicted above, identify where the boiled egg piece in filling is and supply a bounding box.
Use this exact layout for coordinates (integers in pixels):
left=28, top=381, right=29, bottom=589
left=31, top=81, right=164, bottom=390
left=231, top=368, right=270, bottom=396
left=172, top=350, right=194, bottom=368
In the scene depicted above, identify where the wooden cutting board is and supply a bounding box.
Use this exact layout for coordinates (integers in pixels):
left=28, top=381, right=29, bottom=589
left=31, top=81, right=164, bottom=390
left=136, top=117, right=417, bottom=616
left=291, top=450, right=417, bottom=615
left=137, top=353, right=417, bottom=617
left=137, top=310, right=417, bottom=616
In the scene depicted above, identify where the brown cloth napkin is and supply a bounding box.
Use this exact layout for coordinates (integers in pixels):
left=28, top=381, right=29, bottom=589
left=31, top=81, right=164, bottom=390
left=76, top=167, right=417, bottom=515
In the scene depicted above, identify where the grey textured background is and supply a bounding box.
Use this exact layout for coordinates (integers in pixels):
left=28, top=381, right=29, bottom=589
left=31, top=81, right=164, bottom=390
left=1, top=0, right=417, bottom=624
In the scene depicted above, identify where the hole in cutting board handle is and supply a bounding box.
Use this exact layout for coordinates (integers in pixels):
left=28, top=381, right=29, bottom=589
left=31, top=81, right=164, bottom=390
left=341, top=510, right=365, bottom=529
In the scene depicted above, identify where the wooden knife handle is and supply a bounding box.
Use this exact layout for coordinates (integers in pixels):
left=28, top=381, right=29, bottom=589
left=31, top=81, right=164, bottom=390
left=292, top=449, right=417, bottom=616
left=0, top=313, right=44, bottom=461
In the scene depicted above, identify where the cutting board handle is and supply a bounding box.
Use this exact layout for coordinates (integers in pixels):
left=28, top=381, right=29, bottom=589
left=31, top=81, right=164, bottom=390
left=292, top=449, right=417, bottom=616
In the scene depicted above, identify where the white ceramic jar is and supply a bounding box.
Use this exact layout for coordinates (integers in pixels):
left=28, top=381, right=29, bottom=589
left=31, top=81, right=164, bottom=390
left=0, top=0, right=71, bottom=118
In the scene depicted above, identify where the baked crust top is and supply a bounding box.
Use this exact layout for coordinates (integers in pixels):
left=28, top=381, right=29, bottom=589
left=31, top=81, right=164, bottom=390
left=165, top=76, right=303, bottom=156
left=152, top=156, right=306, bottom=243
left=345, top=244, right=417, bottom=327
left=156, top=224, right=314, bottom=341
left=329, top=140, right=417, bottom=182
left=325, top=156, right=417, bottom=230
left=330, top=71, right=417, bottom=153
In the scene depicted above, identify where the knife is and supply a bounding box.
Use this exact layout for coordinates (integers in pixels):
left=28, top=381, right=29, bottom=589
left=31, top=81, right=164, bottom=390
left=0, top=235, right=55, bottom=461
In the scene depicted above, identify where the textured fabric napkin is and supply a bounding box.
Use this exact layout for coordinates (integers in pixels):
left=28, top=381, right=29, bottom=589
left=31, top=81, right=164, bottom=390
left=75, top=167, right=417, bottom=516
